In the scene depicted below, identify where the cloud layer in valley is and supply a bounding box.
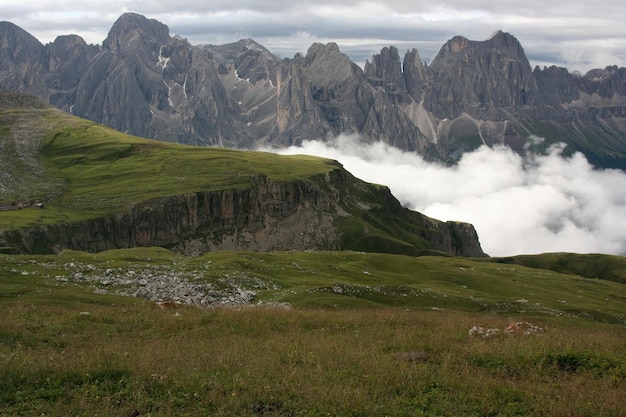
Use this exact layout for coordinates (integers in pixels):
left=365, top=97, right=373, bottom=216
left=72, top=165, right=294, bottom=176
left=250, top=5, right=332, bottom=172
left=271, top=136, right=626, bottom=257
left=4, top=0, right=626, bottom=73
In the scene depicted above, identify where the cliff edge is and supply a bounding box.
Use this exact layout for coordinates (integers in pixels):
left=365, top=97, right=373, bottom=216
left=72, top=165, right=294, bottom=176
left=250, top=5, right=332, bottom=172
left=0, top=93, right=486, bottom=257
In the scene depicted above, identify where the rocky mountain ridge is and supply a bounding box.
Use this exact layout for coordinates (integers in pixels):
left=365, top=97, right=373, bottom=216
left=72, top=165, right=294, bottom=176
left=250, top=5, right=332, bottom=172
left=1, top=13, right=626, bottom=168
left=2, top=171, right=484, bottom=258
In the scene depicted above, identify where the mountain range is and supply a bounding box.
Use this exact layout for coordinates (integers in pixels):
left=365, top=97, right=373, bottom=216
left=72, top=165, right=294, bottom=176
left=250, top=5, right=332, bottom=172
left=2, top=12, right=626, bottom=169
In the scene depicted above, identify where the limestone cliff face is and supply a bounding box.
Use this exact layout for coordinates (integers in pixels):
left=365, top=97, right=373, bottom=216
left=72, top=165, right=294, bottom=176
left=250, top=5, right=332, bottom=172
left=0, top=167, right=485, bottom=258
left=364, top=46, right=410, bottom=104
left=424, top=31, right=537, bottom=120
left=45, top=35, right=99, bottom=109
left=271, top=60, right=331, bottom=146
left=0, top=21, right=48, bottom=98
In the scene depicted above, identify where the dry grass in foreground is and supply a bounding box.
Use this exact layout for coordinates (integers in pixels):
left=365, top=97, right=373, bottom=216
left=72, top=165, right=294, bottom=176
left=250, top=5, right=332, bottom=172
left=1, top=301, right=625, bottom=416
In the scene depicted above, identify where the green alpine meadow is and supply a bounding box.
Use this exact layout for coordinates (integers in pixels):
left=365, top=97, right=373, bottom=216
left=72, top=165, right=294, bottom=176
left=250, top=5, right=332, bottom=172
left=0, top=100, right=335, bottom=227
left=1, top=93, right=625, bottom=416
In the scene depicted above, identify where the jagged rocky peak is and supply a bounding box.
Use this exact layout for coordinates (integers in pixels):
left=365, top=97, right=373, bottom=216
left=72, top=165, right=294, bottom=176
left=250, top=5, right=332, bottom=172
left=301, top=42, right=362, bottom=86
left=365, top=46, right=402, bottom=77
left=103, top=12, right=170, bottom=52
left=207, top=38, right=272, bottom=60
left=48, top=34, right=87, bottom=55
left=234, top=38, right=271, bottom=53
left=402, top=48, right=430, bottom=101
left=579, top=65, right=626, bottom=97
left=364, top=46, right=410, bottom=103
left=487, top=30, right=525, bottom=55
left=364, top=46, right=402, bottom=82
left=430, top=30, right=528, bottom=71
left=0, top=21, right=45, bottom=63
left=442, top=35, right=470, bottom=54
left=364, top=45, right=431, bottom=103
left=200, top=38, right=280, bottom=88
left=425, top=30, right=537, bottom=119
left=47, top=35, right=92, bottom=70
left=45, top=34, right=98, bottom=98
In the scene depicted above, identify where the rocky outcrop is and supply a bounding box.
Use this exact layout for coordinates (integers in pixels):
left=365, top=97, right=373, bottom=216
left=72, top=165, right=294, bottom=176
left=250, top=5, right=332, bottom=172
left=45, top=35, right=99, bottom=109
left=0, top=168, right=486, bottom=257
left=424, top=31, right=537, bottom=120
left=2, top=14, right=626, bottom=168
left=0, top=89, right=49, bottom=109
left=0, top=21, right=48, bottom=98
left=364, top=46, right=410, bottom=104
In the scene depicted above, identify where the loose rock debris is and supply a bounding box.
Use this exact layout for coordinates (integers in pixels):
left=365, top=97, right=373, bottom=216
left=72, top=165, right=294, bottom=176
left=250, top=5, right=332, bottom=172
left=55, top=263, right=261, bottom=307
left=469, top=321, right=543, bottom=337
left=504, top=321, right=543, bottom=334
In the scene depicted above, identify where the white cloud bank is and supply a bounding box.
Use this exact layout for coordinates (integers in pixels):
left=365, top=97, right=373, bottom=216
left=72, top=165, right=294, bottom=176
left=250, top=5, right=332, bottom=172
left=271, top=135, right=626, bottom=257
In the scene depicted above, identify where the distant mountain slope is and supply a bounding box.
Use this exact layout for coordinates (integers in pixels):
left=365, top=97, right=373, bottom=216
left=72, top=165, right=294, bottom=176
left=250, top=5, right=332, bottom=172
left=489, top=252, right=626, bottom=284
left=0, top=92, right=485, bottom=257
left=1, top=13, right=626, bottom=169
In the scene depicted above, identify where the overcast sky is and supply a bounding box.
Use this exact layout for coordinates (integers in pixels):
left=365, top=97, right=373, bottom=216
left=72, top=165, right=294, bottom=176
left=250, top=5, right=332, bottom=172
left=4, top=0, right=626, bottom=72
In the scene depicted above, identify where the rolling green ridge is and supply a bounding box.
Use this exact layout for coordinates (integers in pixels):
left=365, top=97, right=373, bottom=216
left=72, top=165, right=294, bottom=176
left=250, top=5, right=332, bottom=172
left=489, top=252, right=626, bottom=284
left=1, top=107, right=336, bottom=225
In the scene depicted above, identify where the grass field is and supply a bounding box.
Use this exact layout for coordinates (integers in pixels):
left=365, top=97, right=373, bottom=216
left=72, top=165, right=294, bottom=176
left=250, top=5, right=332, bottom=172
left=1, top=248, right=625, bottom=416
left=0, top=108, right=337, bottom=229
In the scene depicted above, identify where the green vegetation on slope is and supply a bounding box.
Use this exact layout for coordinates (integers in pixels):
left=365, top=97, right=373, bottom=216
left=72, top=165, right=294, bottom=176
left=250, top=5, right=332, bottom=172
left=0, top=108, right=336, bottom=229
left=489, top=252, right=626, bottom=284
left=1, top=249, right=625, bottom=416
left=2, top=248, right=624, bottom=323
left=515, top=117, right=626, bottom=170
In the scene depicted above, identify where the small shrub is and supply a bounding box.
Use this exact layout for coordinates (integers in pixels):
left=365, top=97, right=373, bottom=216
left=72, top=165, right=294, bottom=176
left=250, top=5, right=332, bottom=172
left=544, top=351, right=624, bottom=377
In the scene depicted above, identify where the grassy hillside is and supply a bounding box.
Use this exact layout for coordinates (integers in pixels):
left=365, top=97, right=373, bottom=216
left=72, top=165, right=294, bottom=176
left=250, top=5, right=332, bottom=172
left=1, top=248, right=625, bottom=416
left=1, top=104, right=482, bottom=256
left=515, top=117, right=626, bottom=170
left=489, top=252, right=626, bottom=284
left=2, top=248, right=625, bottom=322
left=0, top=107, right=336, bottom=228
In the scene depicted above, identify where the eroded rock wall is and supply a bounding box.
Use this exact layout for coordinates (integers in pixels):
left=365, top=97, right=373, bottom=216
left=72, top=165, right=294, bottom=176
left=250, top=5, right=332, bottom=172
left=0, top=168, right=486, bottom=257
